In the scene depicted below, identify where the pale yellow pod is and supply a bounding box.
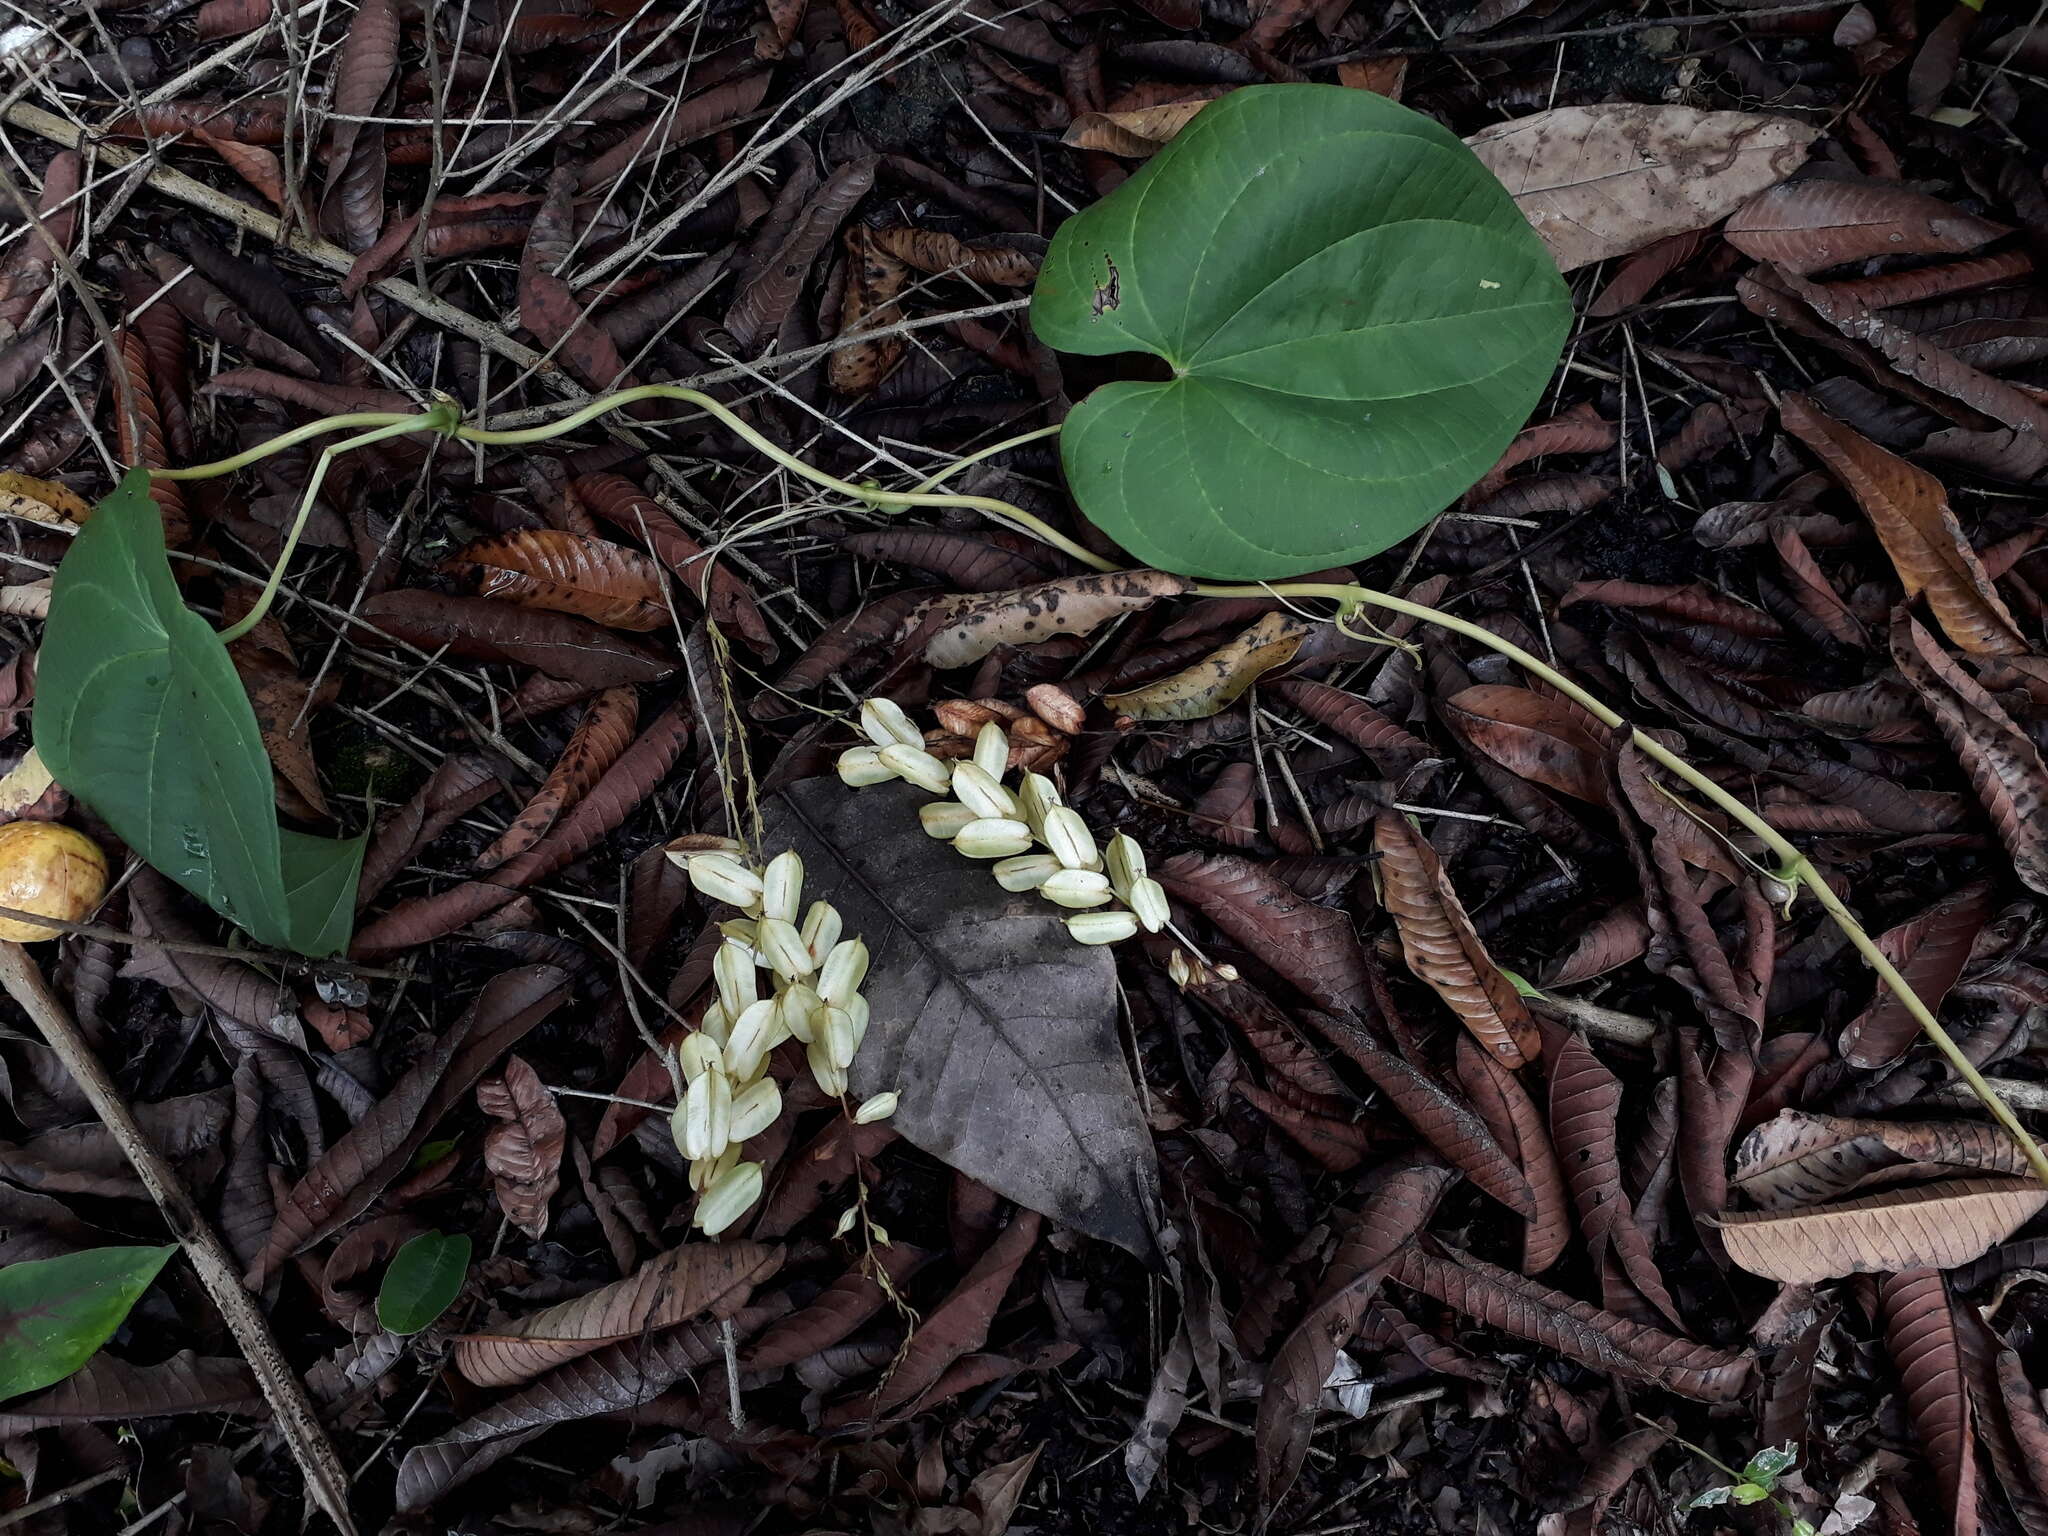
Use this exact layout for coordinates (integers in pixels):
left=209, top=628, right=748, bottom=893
left=854, top=1091, right=898, bottom=1125
left=860, top=697, right=923, bottom=749
left=1017, top=772, right=1062, bottom=834
left=678, top=1067, right=724, bottom=1159
left=760, top=850, right=803, bottom=924
left=716, top=918, right=759, bottom=948
left=713, top=941, right=758, bottom=1019
left=1129, top=876, right=1171, bottom=934
left=1066, top=910, right=1139, bottom=945
left=1105, top=833, right=1147, bottom=900
left=686, top=853, right=763, bottom=908
left=953, top=818, right=1033, bottom=859
left=690, top=1142, right=741, bottom=1194
left=800, top=900, right=842, bottom=966
left=778, top=981, right=824, bottom=1044
left=758, top=917, right=815, bottom=979
left=698, top=1001, right=730, bottom=1047
left=729, top=1078, right=782, bottom=1142
left=878, top=743, right=951, bottom=794
left=807, top=1038, right=848, bottom=1097
left=695, top=1160, right=765, bottom=1236
left=993, top=853, right=1063, bottom=892
left=972, top=720, right=1009, bottom=778
left=1041, top=807, right=1099, bottom=871
left=677, top=1033, right=724, bottom=1081
left=818, top=938, right=870, bottom=1008
left=824, top=1005, right=858, bottom=1071
left=837, top=745, right=896, bottom=787
left=845, top=994, right=870, bottom=1056
left=919, top=802, right=978, bottom=840
left=724, top=998, right=786, bottom=1082
left=950, top=760, right=1017, bottom=820
left=1039, top=869, right=1113, bottom=908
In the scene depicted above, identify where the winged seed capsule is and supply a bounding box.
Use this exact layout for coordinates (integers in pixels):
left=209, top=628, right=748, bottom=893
left=686, top=853, right=763, bottom=909
left=1041, top=807, right=1099, bottom=871
left=1066, top=910, right=1139, bottom=945
left=724, top=997, right=788, bottom=1082
left=854, top=1091, right=898, bottom=1125
left=677, top=1033, right=724, bottom=1082
left=807, top=1038, right=848, bottom=1096
left=1017, top=773, right=1061, bottom=834
left=713, top=942, right=758, bottom=1018
left=818, top=938, right=870, bottom=1008
left=1105, top=833, right=1146, bottom=900
left=690, top=1143, right=740, bottom=1194
left=1129, top=876, right=1171, bottom=933
left=953, top=818, right=1033, bottom=858
left=695, top=1160, right=765, bottom=1235
left=678, top=1065, right=733, bottom=1159
left=729, top=1078, right=782, bottom=1142
left=778, top=981, right=824, bottom=1044
left=837, top=745, right=897, bottom=787
left=878, top=744, right=952, bottom=794
left=758, top=917, right=815, bottom=980
left=972, top=721, right=1009, bottom=778
left=824, top=1005, right=859, bottom=1071
left=800, top=900, right=842, bottom=965
left=861, top=698, right=924, bottom=749
left=919, top=802, right=978, bottom=840
left=1038, top=868, right=1113, bottom=908
left=951, top=761, right=1017, bottom=819
left=760, top=850, right=803, bottom=924
left=993, top=853, right=1062, bottom=892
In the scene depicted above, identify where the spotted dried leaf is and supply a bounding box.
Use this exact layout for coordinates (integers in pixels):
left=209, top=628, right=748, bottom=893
left=1718, top=1177, right=2048, bottom=1283
left=868, top=227, right=1040, bottom=286
left=923, top=571, right=1190, bottom=670
left=1439, top=684, right=1611, bottom=804
left=1372, top=813, right=1539, bottom=1067
left=827, top=225, right=908, bottom=396
left=1105, top=613, right=1308, bottom=722
left=1733, top=1110, right=2031, bottom=1211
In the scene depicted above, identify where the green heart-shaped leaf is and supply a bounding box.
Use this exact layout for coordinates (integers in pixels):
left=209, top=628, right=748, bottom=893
left=35, top=468, right=364, bottom=956
left=1032, top=84, right=1573, bottom=581
left=0, top=1244, right=176, bottom=1401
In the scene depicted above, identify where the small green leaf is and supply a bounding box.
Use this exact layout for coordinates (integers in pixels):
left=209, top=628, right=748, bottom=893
left=0, top=1245, right=177, bottom=1401
left=377, top=1232, right=470, bottom=1336
left=1032, top=85, right=1572, bottom=581
left=1729, top=1483, right=1771, bottom=1505
left=1742, top=1444, right=1798, bottom=1488
left=35, top=469, right=364, bottom=956
left=1680, top=1485, right=1735, bottom=1511
left=413, top=1138, right=459, bottom=1171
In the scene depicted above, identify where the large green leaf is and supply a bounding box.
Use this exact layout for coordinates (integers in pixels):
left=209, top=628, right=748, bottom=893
left=35, top=468, right=364, bottom=955
left=0, top=1245, right=176, bottom=1401
left=1032, top=85, right=1573, bottom=581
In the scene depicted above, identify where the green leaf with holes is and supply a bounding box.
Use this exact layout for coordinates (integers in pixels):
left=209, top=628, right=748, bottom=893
left=34, top=469, right=363, bottom=956
left=0, top=1245, right=176, bottom=1402
left=1032, top=84, right=1572, bottom=581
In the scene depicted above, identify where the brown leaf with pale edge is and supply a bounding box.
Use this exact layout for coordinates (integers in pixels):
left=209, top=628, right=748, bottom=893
left=1155, top=850, right=1367, bottom=1016
left=867, top=227, right=1040, bottom=286
left=924, top=571, right=1191, bottom=669
left=575, top=472, right=775, bottom=660
left=1455, top=1033, right=1571, bottom=1272
left=1891, top=614, right=2048, bottom=895
left=1372, top=813, right=1539, bottom=1068
left=1718, top=1177, right=2048, bottom=1283
left=398, top=1305, right=782, bottom=1510
left=1727, top=178, right=2009, bottom=274
left=0, top=1352, right=260, bottom=1433
left=1268, top=679, right=1434, bottom=775
left=478, top=688, right=636, bottom=870
left=1841, top=879, right=1996, bottom=1068
left=1439, top=684, right=1611, bottom=804
left=455, top=530, right=669, bottom=632
left=1256, top=1163, right=1456, bottom=1509
left=1064, top=93, right=1228, bottom=156
left=476, top=1055, right=567, bottom=1239
left=1549, top=1033, right=1687, bottom=1331
left=1733, top=1111, right=2031, bottom=1211
left=1879, top=1269, right=1977, bottom=1536
left=842, top=529, right=1061, bottom=592
left=1389, top=1245, right=1752, bottom=1400
left=1106, top=613, right=1308, bottom=721
left=1308, top=1011, right=1535, bottom=1218
left=359, top=590, right=673, bottom=687
left=251, top=967, right=570, bottom=1282
left=1781, top=395, right=2026, bottom=656
left=455, top=1240, right=780, bottom=1388
left=1467, top=105, right=1816, bottom=272
left=743, top=1244, right=933, bottom=1371
left=846, top=1210, right=1040, bottom=1423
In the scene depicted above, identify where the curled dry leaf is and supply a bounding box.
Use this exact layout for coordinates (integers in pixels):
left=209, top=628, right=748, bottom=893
left=868, top=227, right=1040, bottom=286
left=1255, top=1162, right=1457, bottom=1508
left=454, top=1239, right=780, bottom=1388
left=1781, top=395, right=2025, bottom=656
left=1439, top=684, right=1611, bottom=804
left=1841, top=878, right=1995, bottom=1068
left=1268, top=678, right=1433, bottom=776
left=454, top=529, right=669, bottom=632
left=1891, top=614, right=2048, bottom=895
left=842, top=529, right=1060, bottom=593
left=574, top=472, right=776, bottom=660
left=1455, top=1032, right=1571, bottom=1273
left=1155, top=850, right=1367, bottom=1016
left=1467, top=105, right=1817, bottom=272
left=359, top=590, right=674, bottom=687
left=476, top=1055, right=567, bottom=1239
left=828, top=225, right=909, bottom=396
left=1726, top=178, right=2009, bottom=274
left=1063, top=92, right=1229, bottom=157
left=478, top=688, right=637, bottom=870
left=924, top=571, right=1191, bottom=669
left=1105, top=612, right=1308, bottom=721
left=1732, top=1110, right=2030, bottom=1211
left=1717, top=1177, right=2048, bottom=1283
left=1878, top=1269, right=1977, bottom=1536
left=1371, top=813, right=1538, bottom=1067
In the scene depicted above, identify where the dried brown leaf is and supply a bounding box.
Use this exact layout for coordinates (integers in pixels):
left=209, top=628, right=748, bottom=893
left=924, top=570, right=1190, bottom=670
left=0, top=1352, right=261, bottom=1433
left=1841, top=879, right=1996, bottom=1067
left=861, top=1209, right=1040, bottom=1420
left=359, top=590, right=673, bottom=687
left=1105, top=613, right=1308, bottom=722
left=1439, top=684, right=1611, bottom=804
left=476, top=1055, right=567, bottom=1240
left=1454, top=1033, right=1572, bottom=1272
left=1372, top=813, right=1539, bottom=1068
left=1155, top=850, right=1367, bottom=1015
left=520, top=167, right=635, bottom=393
left=743, top=1244, right=933, bottom=1371
left=455, top=529, right=669, bottom=632
left=867, top=227, right=1039, bottom=286
left=1718, top=1177, right=2048, bottom=1283
left=841, top=529, right=1060, bottom=592
left=1063, top=92, right=1228, bottom=156
left=828, top=224, right=908, bottom=395
left=478, top=688, right=637, bottom=870
left=1879, top=1269, right=1977, bottom=1536
left=1727, top=178, right=2009, bottom=274
left=1268, top=678, right=1433, bottom=776
left=575, top=472, right=776, bottom=660
left=1733, top=1110, right=2031, bottom=1210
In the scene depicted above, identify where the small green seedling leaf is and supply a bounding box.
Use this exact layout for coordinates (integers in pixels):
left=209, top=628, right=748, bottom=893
left=1033, top=84, right=1572, bottom=581
left=35, top=469, right=364, bottom=956
left=0, top=1244, right=176, bottom=1401
left=413, top=1138, right=459, bottom=1171
left=1681, top=1485, right=1736, bottom=1511
left=377, top=1231, right=471, bottom=1336
left=1742, top=1444, right=1799, bottom=1490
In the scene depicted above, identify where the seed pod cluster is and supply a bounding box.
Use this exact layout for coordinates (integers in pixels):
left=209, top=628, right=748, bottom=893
left=836, top=699, right=1170, bottom=947
left=667, top=843, right=898, bottom=1235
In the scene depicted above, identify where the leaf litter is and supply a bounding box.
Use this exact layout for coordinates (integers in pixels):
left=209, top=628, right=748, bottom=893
left=5, top=6, right=2048, bottom=1536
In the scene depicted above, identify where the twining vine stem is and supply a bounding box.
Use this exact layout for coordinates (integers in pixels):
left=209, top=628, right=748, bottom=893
left=147, top=385, right=2048, bottom=1189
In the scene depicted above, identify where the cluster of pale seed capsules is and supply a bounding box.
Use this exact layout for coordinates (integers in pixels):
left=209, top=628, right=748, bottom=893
left=667, top=845, right=897, bottom=1236
left=836, top=699, right=1170, bottom=945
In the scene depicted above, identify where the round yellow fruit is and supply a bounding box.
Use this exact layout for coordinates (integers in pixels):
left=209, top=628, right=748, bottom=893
left=0, top=821, right=108, bottom=942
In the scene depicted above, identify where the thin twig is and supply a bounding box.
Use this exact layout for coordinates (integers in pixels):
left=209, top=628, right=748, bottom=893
left=0, top=943, right=360, bottom=1536
left=0, top=904, right=412, bottom=979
